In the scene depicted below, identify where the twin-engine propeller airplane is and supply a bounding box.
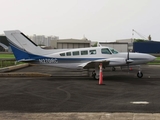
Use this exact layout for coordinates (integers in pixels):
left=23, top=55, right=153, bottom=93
left=4, top=30, right=156, bottom=79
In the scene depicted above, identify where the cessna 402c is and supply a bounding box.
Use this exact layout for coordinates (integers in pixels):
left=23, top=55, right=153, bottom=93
left=4, top=30, right=156, bottom=79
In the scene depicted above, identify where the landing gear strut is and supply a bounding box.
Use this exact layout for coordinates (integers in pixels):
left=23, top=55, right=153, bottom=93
left=112, top=67, right=116, bottom=71
left=92, top=70, right=99, bottom=80
left=137, top=65, right=143, bottom=78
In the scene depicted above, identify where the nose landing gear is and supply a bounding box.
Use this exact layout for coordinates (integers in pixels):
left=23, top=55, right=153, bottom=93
left=137, top=65, right=143, bottom=78
left=137, top=71, right=143, bottom=78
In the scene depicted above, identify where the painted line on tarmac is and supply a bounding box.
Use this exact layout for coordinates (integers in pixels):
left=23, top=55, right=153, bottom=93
left=130, top=101, right=149, bottom=105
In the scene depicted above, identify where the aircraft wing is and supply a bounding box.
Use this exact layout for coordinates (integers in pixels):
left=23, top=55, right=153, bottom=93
left=78, top=57, right=127, bottom=69
left=78, top=59, right=110, bottom=69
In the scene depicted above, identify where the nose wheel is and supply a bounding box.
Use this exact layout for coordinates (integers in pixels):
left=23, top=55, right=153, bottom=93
left=137, top=71, right=143, bottom=78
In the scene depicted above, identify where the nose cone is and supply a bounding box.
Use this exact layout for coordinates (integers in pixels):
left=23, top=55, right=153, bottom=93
left=149, top=55, right=156, bottom=61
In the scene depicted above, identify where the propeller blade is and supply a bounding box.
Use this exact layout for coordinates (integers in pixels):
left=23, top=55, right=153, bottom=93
left=127, top=44, right=129, bottom=72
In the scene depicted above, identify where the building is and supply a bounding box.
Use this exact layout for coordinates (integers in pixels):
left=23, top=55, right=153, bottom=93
left=98, top=38, right=136, bottom=52
left=99, top=42, right=128, bottom=52
left=116, top=39, right=134, bottom=51
left=116, top=38, right=160, bottom=53
left=2, top=33, right=91, bottom=51
left=0, top=36, right=9, bottom=46
left=0, top=36, right=9, bottom=52
left=0, top=43, right=8, bottom=52
left=29, top=35, right=59, bottom=47
left=29, top=34, right=91, bottom=49
left=50, top=37, right=91, bottom=49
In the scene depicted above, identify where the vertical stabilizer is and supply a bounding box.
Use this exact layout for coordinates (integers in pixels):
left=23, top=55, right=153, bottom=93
left=4, top=30, right=43, bottom=61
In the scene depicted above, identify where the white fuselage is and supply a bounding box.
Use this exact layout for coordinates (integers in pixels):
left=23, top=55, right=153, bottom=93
left=36, top=47, right=156, bottom=69
left=4, top=30, right=156, bottom=71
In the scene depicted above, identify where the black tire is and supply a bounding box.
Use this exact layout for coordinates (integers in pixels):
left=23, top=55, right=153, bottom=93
left=112, top=67, right=116, bottom=71
left=137, top=71, right=143, bottom=78
left=92, top=71, right=99, bottom=80
left=92, top=70, right=95, bottom=77
left=93, top=74, right=99, bottom=80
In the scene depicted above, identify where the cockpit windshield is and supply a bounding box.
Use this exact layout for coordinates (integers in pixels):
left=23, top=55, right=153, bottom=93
left=109, top=48, right=119, bottom=54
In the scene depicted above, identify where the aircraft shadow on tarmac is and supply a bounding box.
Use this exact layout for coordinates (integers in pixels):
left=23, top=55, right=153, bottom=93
left=103, top=75, right=157, bottom=86
left=46, top=75, right=157, bottom=86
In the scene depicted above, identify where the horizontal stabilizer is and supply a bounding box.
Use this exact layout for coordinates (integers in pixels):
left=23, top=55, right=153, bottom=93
left=18, top=59, right=35, bottom=62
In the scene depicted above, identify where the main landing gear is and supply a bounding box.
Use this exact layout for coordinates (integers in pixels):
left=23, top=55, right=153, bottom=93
left=92, top=65, right=144, bottom=79
left=92, top=70, right=99, bottom=80
left=112, top=67, right=116, bottom=71
left=92, top=70, right=144, bottom=79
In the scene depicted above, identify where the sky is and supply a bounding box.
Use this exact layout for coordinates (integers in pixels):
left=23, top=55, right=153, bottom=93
left=1, top=0, right=160, bottom=42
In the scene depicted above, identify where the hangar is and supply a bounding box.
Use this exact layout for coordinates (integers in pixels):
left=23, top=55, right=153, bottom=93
left=99, top=42, right=128, bottom=52
left=0, top=43, right=8, bottom=52
left=50, top=38, right=91, bottom=49
left=0, top=36, right=9, bottom=52
left=29, top=34, right=91, bottom=49
left=0, top=34, right=91, bottom=50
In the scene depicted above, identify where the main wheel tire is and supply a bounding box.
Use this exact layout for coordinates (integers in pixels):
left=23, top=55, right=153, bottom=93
left=112, top=67, right=116, bottom=71
left=93, top=74, right=99, bottom=80
left=137, top=71, right=143, bottom=78
left=92, top=70, right=95, bottom=77
left=92, top=71, right=99, bottom=80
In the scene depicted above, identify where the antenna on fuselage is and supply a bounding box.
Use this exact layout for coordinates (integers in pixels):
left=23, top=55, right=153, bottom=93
left=127, top=43, right=129, bottom=71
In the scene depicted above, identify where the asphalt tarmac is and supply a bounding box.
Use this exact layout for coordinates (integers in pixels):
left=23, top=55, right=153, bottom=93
left=0, top=65, right=160, bottom=119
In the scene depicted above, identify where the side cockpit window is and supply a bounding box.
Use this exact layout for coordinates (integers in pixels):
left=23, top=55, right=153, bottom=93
left=110, top=48, right=118, bottom=54
left=111, top=49, right=118, bottom=54
left=101, top=48, right=111, bottom=54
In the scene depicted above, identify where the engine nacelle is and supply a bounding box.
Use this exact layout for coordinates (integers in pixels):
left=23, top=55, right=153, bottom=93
left=108, top=58, right=126, bottom=66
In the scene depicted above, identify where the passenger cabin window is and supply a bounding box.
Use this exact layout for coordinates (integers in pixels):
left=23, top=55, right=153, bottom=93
left=60, top=53, right=65, bottom=56
left=73, top=51, right=79, bottom=56
left=66, top=52, right=71, bottom=56
left=89, top=50, right=96, bottom=55
left=81, top=50, right=88, bottom=55
left=101, top=48, right=111, bottom=54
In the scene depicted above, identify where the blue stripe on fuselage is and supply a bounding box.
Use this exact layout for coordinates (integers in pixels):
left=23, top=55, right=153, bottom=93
left=9, top=42, right=104, bottom=62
